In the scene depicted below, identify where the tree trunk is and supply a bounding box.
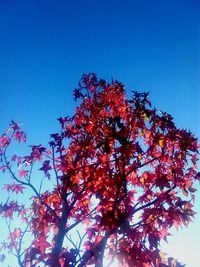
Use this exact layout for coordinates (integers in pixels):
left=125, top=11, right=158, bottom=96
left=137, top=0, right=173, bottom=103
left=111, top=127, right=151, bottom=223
left=50, top=200, right=68, bottom=267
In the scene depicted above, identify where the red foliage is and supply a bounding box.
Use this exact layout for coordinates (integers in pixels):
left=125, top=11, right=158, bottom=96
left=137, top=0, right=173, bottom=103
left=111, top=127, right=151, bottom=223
left=0, top=74, right=198, bottom=267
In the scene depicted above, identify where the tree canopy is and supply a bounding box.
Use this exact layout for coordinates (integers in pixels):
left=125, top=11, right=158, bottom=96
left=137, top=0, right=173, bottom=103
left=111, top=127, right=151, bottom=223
left=0, top=73, right=199, bottom=267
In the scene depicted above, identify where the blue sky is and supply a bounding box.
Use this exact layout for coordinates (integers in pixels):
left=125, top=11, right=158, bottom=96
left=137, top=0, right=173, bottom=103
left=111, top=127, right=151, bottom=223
left=0, top=0, right=199, bottom=266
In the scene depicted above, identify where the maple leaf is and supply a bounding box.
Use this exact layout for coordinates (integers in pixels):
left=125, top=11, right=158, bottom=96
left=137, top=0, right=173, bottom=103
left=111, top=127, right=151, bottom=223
left=0, top=135, right=10, bottom=147
left=19, top=170, right=29, bottom=177
left=14, top=131, right=26, bottom=142
left=11, top=154, right=17, bottom=161
left=11, top=228, right=21, bottom=239
left=13, top=184, right=26, bottom=194
left=156, top=175, right=170, bottom=190
left=39, top=160, right=52, bottom=175
left=73, top=88, right=84, bottom=100
left=10, top=120, right=20, bottom=131
left=34, top=236, right=51, bottom=256
left=159, top=227, right=171, bottom=242
left=4, top=209, right=13, bottom=219
left=3, top=183, right=25, bottom=194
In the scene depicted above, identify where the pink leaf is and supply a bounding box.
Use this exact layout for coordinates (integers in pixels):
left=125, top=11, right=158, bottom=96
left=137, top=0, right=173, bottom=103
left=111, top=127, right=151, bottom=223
left=19, top=170, right=29, bottom=177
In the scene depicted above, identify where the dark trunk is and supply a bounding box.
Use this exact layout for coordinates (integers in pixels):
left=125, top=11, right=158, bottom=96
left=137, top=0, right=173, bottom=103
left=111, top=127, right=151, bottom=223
left=50, top=200, right=69, bottom=267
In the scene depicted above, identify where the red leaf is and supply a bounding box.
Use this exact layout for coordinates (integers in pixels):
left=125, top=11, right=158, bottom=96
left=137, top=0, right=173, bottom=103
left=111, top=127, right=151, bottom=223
left=3, top=183, right=25, bottom=194
left=19, top=170, right=29, bottom=177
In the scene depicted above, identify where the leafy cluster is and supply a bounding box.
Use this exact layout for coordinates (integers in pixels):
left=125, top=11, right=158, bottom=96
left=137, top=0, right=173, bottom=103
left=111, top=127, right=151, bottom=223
left=0, top=74, right=199, bottom=267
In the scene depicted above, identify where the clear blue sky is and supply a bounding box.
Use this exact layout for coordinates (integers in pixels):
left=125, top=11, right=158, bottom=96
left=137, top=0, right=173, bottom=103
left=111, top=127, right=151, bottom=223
left=0, top=0, right=199, bottom=266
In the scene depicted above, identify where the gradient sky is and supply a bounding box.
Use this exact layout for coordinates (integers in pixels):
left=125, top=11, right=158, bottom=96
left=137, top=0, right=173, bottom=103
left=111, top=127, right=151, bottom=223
left=0, top=1, right=200, bottom=266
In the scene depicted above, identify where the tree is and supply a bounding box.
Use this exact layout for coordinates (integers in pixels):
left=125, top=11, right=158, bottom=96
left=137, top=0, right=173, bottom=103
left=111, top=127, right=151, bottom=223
left=0, top=73, right=199, bottom=267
